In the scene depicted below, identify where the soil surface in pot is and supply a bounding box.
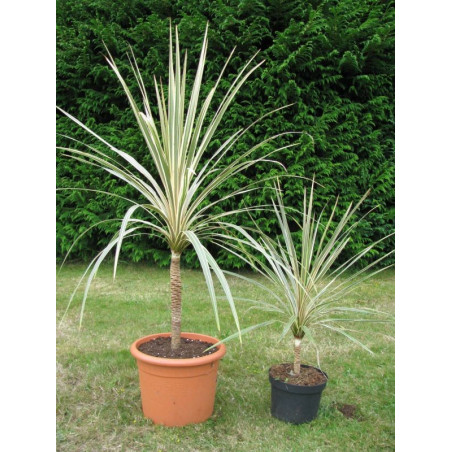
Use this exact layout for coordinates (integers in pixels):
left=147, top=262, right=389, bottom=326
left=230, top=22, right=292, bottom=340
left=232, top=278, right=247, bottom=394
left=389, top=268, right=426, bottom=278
left=270, top=363, right=327, bottom=386
left=138, top=337, right=218, bottom=359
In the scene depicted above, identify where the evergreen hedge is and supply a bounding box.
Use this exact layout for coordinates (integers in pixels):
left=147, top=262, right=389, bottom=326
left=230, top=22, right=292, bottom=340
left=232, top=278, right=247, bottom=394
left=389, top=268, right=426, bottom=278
left=56, top=0, right=395, bottom=269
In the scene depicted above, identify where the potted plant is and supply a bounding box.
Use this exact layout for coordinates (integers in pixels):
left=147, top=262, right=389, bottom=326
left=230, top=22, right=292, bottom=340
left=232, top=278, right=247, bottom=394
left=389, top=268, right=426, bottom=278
left=57, top=24, right=294, bottom=426
left=216, top=181, right=394, bottom=424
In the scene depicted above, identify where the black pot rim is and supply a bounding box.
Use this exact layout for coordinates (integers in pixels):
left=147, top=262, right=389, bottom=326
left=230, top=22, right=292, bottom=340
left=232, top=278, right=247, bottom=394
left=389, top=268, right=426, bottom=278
left=269, top=363, right=328, bottom=394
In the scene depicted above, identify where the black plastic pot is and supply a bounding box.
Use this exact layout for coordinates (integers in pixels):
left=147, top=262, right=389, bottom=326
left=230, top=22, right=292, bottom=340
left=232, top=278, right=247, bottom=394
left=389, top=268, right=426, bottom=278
left=269, top=364, right=328, bottom=424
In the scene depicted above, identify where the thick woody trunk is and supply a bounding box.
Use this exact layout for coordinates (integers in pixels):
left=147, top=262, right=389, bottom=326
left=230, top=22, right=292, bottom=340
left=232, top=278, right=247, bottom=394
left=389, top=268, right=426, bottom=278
left=293, top=338, right=302, bottom=375
left=170, top=251, right=182, bottom=350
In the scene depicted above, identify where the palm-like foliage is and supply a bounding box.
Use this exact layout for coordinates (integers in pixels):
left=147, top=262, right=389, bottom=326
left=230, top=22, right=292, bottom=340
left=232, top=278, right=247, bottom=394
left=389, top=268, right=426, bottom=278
left=58, top=24, right=295, bottom=349
left=215, top=181, right=394, bottom=374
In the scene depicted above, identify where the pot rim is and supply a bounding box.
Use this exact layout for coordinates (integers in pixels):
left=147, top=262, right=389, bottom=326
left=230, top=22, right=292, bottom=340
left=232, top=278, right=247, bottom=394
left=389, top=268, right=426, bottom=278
left=269, top=363, right=328, bottom=394
left=130, top=332, right=226, bottom=367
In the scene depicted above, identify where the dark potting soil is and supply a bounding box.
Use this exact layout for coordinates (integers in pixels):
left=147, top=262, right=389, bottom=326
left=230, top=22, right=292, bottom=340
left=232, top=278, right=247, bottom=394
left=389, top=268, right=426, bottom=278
left=138, top=337, right=218, bottom=359
left=269, top=363, right=327, bottom=386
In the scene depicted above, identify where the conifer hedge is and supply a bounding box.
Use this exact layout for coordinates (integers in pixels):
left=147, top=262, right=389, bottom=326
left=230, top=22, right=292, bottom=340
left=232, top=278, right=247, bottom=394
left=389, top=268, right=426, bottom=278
left=56, top=0, right=394, bottom=268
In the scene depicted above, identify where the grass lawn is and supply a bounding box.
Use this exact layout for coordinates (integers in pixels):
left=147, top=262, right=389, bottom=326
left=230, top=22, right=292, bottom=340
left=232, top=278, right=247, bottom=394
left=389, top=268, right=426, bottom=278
left=56, top=263, right=394, bottom=451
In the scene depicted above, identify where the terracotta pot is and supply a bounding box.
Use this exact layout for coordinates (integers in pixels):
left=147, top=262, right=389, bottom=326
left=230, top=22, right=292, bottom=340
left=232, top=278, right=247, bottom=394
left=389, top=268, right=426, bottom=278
left=130, top=332, right=226, bottom=426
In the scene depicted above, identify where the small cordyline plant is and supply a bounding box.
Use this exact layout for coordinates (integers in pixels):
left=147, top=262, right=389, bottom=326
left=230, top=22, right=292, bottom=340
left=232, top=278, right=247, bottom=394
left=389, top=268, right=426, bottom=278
left=57, top=24, right=297, bottom=350
left=213, top=181, right=394, bottom=375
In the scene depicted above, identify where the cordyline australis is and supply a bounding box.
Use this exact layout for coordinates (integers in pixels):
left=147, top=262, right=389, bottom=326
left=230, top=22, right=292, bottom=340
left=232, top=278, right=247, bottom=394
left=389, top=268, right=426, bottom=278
left=58, top=23, right=298, bottom=350
left=212, top=180, right=394, bottom=375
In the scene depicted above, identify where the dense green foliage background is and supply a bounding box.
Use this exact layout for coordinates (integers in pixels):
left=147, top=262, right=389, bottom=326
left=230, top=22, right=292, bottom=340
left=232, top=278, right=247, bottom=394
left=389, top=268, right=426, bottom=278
left=56, top=0, right=394, bottom=269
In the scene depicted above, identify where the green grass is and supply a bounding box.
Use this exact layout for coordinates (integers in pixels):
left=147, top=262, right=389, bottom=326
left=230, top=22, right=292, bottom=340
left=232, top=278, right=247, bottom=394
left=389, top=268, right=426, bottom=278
left=56, top=263, right=394, bottom=451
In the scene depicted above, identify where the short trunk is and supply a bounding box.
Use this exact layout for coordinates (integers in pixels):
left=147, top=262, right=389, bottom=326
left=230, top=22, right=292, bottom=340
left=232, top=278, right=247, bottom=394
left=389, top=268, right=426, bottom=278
left=170, top=251, right=182, bottom=350
left=293, top=338, right=302, bottom=375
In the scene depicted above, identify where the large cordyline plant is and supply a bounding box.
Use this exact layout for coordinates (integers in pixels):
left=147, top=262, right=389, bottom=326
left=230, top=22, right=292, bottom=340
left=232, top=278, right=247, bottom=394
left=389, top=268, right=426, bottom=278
left=58, top=24, right=296, bottom=350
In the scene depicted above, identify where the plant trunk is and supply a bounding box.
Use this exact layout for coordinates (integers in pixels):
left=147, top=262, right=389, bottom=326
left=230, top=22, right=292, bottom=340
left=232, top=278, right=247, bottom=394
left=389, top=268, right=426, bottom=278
left=170, top=251, right=182, bottom=350
left=293, top=338, right=302, bottom=375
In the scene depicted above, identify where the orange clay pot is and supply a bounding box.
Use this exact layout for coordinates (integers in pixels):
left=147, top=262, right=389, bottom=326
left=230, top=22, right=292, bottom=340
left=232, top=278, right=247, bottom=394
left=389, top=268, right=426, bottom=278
left=130, top=332, right=226, bottom=426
